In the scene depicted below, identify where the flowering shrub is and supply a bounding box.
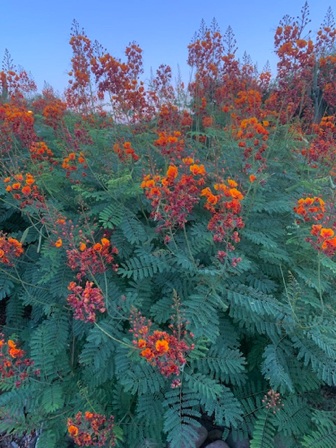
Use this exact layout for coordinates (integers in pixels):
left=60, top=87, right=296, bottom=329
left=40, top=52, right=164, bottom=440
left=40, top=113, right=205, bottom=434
left=0, top=335, right=38, bottom=388
left=1, top=5, right=336, bottom=448
left=0, top=234, right=23, bottom=265
left=130, top=297, right=194, bottom=381
left=67, top=412, right=116, bottom=447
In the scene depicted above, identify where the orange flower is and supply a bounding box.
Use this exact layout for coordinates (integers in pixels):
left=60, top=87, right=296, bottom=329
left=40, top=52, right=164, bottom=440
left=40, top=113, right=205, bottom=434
left=26, top=178, right=35, bottom=185
left=3, top=177, right=10, bottom=183
left=324, top=237, right=336, bottom=248
left=85, top=412, right=93, bottom=420
left=138, top=339, right=146, bottom=348
left=93, top=243, right=102, bottom=252
left=141, top=348, right=154, bottom=360
left=139, top=326, right=148, bottom=335
left=5, top=185, right=12, bottom=192
left=304, top=198, right=314, bottom=205
left=311, top=225, right=322, bottom=236
left=14, top=174, right=23, bottom=182
left=182, top=157, right=194, bottom=165
left=321, top=238, right=336, bottom=250
left=227, top=179, right=238, bottom=187
left=68, top=153, right=76, bottom=161
left=207, top=194, right=218, bottom=205
left=22, top=186, right=31, bottom=195
left=68, top=282, right=76, bottom=291
left=68, top=425, right=79, bottom=437
left=8, top=340, right=16, bottom=348
left=202, top=116, right=213, bottom=127
left=79, top=243, right=86, bottom=251
left=249, top=175, right=257, bottom=183
left=320, top=228, right=334, bottom=238
left=167, top=165, right=178, bottom=180
left=147, top=179, right=156, bottom=188
left=168, top=136, right=177, bottom=144
left=155, top=339, right=169, bottom=355
left=12, top=183, right=21, bottom=190
left=101, top=238, right=110, bottom=247
left=82, top=434, right=92, bottom=444
left=240, top=119, right=248, bottom=129
left=229, top=188, right=244, bottom=200
left=0, top=250, right=4, bottom=258
left=8, top=238, right=22, bottom=250
left=190, top=164, right=206, bottom=176
left=262, top=120, right=269, bottom=127
left=150, top=187, right=161, bottom=196
left=9, top=348, right=21, bottom=358
left=78, top=157, right=85, bottom=163
left=55, top=238, right=62, bottom=248
left=296, top=39, right=307, bottom=48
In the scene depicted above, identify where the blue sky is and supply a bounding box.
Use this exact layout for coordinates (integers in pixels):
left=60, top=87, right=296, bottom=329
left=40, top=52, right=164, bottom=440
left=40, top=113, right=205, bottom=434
left=1, top=0, right=333, bottom=95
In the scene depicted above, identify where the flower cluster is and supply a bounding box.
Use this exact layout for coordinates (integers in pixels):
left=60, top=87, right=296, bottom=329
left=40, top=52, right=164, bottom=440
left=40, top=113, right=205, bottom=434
left=154, top=131, right=185, bottom=159
left=0, top=335, right=38, bottom=388
left=294, top=197, right=326, bottom=222
left=64, top=21, right=97, bottom=114
left=141, top=160, right=206, bottom=230
left=306, top=116, right=336, bottom=169
left=0, top=62, right=36, bottom=99
left=236, top=117, right=269, bottom=172
left=113, top=141, right=139, bottom=162
left=42, top=99, right=67, bottom=129
left=67, top=412, right=115, bottom=447
left=0, top=103, right=36, bottom=150
left=309, top=226, right=336, bottom=257
left=0, top=234, right=24, bottom=265
left=234, top=89, right=263, bottom=118
left=201, top=179, right=244, bottom=260
left=3, top=173, right=45, bottom=208
left=272, top=5, right=316, bottom=125
left=67, top=237, right=118, bottom=280
left=62, top=151, right=87, bottom=175
left=4, top=172, right=35, bottom=196
left=129, top=302, right=194, bottom=380
left=29, top=141, right=56, bottom=165
left=262, top=390, right=284, bottom=414
left=67, top=281, right=105, bottom=322
left=202, top=116, right=213, bottom=128
left=294, top=196, right=336, bottom=257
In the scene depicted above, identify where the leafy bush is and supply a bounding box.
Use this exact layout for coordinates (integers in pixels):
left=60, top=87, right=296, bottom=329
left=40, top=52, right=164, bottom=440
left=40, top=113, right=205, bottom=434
left=1, top=4, right=336, bottom=448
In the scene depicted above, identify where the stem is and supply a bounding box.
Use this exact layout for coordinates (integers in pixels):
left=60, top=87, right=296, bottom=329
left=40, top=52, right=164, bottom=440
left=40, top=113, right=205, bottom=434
left=0, top=267, right=49, bottom=291
left=316, top=253, right=325, bottom=322
left=94, top=322, right=134, bottom=349
left=182, top=224, right=197, bottom=270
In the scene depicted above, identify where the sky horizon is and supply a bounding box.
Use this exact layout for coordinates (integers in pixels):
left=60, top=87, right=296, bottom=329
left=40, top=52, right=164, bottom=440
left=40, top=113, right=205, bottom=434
left=1, top=1, right=334, bottom=96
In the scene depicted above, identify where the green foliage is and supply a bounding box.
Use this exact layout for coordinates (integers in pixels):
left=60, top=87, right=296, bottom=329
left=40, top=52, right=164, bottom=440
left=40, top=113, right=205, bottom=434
left=250, top=409, right=276, bottom=448
left=1, top=74, right=336, bottom=448
left=163, top=388, right=201, bottom=448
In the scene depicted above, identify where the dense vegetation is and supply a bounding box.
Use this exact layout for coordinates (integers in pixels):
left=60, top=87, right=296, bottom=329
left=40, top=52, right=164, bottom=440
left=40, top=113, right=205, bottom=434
left=1, top=3, right=336, bottom=447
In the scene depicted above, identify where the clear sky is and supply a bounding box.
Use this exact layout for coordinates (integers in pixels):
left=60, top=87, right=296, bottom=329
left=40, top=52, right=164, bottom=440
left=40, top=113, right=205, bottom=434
left=0, top=0, right=333, bottom=95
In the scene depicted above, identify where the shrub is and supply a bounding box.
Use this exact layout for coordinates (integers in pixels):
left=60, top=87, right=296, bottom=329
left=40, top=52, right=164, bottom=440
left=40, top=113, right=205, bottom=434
left=1, top=4, right=336, bottom=448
